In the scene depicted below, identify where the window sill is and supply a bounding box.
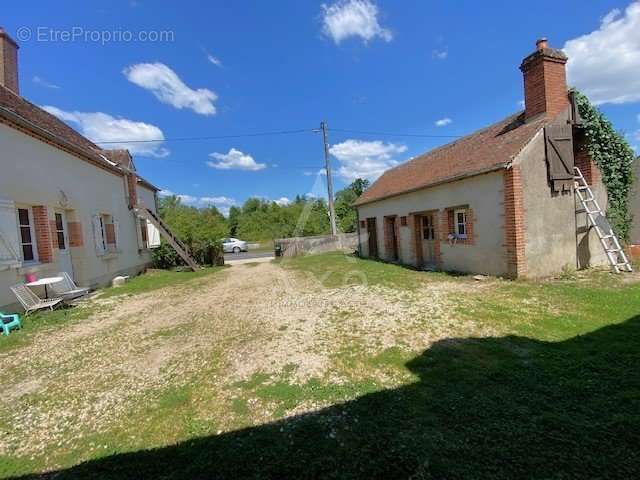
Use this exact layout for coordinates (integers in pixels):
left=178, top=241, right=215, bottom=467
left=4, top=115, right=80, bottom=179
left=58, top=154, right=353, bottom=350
left=98, top=251, right=120, bottom=260
left=0, top=259, right=22, bottom=271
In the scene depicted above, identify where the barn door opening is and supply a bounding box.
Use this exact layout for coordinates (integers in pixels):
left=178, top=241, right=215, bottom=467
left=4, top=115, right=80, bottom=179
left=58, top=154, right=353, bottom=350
left=384, top=216, right=399, bottom=262
left=366, top=217, right=378, bottom=258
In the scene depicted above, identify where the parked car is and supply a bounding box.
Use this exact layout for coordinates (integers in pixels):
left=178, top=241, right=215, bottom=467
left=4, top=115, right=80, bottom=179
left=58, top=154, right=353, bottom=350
left=222, top=238, right=248, bottom=254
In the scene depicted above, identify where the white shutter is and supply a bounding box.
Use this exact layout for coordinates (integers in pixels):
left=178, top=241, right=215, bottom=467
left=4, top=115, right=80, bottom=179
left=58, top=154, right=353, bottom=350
left=147, top=220, right=161, bottom=248
left=92, top=215, right=105, bottom=255
left=113, top=220, right=120, bottom=251
left=0, top=198, right=21, bottom=266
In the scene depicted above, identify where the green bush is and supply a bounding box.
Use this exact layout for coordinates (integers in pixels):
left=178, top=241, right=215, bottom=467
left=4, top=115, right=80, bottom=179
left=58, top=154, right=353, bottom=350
left=573, top=90, right=636, bottom=242
left=152, top=196, right=227, bottom=268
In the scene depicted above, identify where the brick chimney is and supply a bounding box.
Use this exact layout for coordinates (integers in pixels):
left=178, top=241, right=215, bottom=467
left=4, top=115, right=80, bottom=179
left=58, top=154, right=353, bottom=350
left=0, top=27, right=19, bottom=94
left=520, top=38, right=568, bottom=121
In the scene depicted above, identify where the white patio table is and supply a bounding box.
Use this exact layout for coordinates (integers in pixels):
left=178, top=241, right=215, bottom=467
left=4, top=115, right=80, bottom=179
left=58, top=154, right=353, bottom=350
left=25, top=276, right=64, bottom=299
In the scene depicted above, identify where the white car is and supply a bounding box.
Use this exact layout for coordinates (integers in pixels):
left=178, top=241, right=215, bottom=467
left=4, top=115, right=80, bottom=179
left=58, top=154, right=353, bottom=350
left=222, top=238, right=248, bottom=254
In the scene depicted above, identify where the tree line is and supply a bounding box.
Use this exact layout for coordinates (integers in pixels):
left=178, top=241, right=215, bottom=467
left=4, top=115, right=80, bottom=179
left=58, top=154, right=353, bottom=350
left=153, top=178, right=369, bottom=267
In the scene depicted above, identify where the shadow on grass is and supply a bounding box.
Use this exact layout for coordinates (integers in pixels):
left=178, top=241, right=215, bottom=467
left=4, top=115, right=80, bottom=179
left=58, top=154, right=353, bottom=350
left=15, top=316, right=640, bottom=479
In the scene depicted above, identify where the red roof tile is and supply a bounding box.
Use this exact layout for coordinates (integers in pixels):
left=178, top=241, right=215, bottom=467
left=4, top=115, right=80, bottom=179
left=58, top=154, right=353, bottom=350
left=0, top=85, right=158, bottom=191
left=0, top=85, right=101, bottom=154
left=354, top=112, right=546, bottom=206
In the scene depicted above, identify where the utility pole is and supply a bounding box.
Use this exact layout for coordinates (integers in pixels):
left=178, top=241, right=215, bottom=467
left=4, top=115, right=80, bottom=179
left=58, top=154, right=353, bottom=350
left=320, top=121, right=338, bottom=236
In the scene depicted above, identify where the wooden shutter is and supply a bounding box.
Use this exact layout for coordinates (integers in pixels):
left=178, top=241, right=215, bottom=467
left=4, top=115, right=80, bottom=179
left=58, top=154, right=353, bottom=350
left=545, top=124, right=575, bottom=192
left=92, top=215, right=105, bottom=255
left=146, top=220, right=161, bottom=248
left=113, top=220, right=120, bottom=250
left=0, top=198, right=21, bottom=266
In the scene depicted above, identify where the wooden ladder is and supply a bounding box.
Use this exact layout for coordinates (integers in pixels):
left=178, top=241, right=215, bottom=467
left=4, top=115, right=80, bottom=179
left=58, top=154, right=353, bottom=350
left=134, top=207, right=201, bottom=271
left=574, top=166, right=632, bottom=273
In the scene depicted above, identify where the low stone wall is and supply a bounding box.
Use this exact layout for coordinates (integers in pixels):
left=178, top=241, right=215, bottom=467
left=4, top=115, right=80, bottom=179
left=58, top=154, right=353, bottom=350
left=275, top=233, right=358, bottom=257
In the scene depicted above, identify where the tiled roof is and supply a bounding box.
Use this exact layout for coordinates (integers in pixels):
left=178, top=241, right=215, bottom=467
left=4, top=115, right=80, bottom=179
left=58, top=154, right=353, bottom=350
left=0, top=85, right=101, bottom=154
left=354, top=112, right=546, bottom=206
left=0, top=84, right=158, bottom=191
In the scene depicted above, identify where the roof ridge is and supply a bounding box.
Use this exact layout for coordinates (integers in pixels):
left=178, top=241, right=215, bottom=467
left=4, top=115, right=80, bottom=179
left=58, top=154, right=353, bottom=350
left=355, top=111, right=546, bottom=206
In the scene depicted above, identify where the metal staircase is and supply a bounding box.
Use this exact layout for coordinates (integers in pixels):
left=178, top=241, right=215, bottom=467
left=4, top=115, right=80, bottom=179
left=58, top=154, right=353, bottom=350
left=574, top=166, right=632, bottom=273
left=134, top=206, right=200, bottom=271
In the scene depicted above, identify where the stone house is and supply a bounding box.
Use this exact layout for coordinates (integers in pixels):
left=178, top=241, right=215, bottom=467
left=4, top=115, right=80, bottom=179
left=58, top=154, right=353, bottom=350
left=355, top=39, right=610, bottom=278
left=0, top=28, right=162, bottom=309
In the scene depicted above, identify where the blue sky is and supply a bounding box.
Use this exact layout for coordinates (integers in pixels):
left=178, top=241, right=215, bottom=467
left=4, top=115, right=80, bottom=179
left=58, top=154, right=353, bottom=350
left=4, top=0, right=640, bottom=214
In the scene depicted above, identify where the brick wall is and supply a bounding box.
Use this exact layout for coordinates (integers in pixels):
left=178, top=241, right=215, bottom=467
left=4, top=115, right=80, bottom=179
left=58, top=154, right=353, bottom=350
left=32, top=205, right=53, bottom=263
left=574, top=143, right=601, bottom=185
left=503, top=167, right=526, bottom=278
left=0, top=30, right=19, bottom=94
left=127, top=173, right=138, bottom=208
left=520, top=48, right=568, bottom=121
left=68, top=222, right=83, bottom=247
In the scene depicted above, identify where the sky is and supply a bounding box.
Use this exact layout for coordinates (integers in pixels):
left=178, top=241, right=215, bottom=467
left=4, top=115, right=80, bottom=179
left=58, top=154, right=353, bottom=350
left=4, top=0, right=640, bottom=215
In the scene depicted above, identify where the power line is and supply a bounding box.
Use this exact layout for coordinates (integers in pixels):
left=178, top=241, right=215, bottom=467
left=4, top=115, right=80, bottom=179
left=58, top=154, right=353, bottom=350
left=93, top=127, right=463, bottom=145
left=331, top=128, right=462, bottom=139
left=94, top=128, right=314, bottom=145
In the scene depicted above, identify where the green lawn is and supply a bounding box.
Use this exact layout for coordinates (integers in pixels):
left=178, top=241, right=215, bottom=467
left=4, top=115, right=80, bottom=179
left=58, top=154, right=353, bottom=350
left=96, top=266, right=225, bottom=299
left=3, top=254, right=640, bottom=479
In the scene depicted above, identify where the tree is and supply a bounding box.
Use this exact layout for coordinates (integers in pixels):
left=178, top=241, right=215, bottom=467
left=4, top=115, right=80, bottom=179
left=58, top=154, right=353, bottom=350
left=153, top=195, right=228, bottom=267
left=228, top=206, right=241, bottom=236
left=334, top=178, right=370, bottom=233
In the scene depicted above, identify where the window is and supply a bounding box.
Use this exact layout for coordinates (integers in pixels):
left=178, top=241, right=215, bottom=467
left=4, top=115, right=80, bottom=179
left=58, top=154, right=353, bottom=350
left=400, top=216, right=407, bottom=226
left=140, top=219, right=148, bottom=247
left=422, top=215, right=435, bottom=240
left=93, top=213, right=118, bottom=255
left=17, top=208, right=37, bottom=262
left=55, top=213, right=66, bottom=250
left=454, top=209, right=467, bottom=238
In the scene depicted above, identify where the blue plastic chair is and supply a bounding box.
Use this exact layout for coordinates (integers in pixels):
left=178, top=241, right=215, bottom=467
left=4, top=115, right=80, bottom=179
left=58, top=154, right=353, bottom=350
left=0, top=312, right=21, bottom=336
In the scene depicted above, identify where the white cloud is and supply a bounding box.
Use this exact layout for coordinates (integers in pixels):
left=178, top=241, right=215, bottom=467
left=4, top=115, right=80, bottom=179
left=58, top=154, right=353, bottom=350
left=42, top=105, right=169, bottom=158
left=321, top=0, right=392, bottom=44
left=564, top=2, right=640, bottom=104
left=432, top=48, right=448, bottom=60
left=275, top=197, right=291, bottom=206
left=517, top=99, right=526, bottom=109
left=123, top=63, right=218, bottom=115
left=206, top=52, right=223, bottom=68
left=206, top=148, right=266, bottom=171
left=329, top=139, right=407, bottom=181
left=303, top=169, right=327, bottom=177
left=33, top=76, right=59, bottom=89
left=161, top=192, right=237, bottom=215
left=435, top=117, right=452, bottom=127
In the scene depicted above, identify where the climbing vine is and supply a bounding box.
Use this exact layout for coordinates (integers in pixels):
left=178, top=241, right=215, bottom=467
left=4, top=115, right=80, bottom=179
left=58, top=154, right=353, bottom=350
left=573, top=90, right=636, bottom=242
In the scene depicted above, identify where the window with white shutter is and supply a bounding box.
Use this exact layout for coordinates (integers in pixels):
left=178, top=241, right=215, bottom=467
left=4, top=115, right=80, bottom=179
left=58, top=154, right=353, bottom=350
left=0, top=198, right=22, bottom=267
left=146, top=220, right=161, bottom=248
left=92, top=215, right=106, bottom=255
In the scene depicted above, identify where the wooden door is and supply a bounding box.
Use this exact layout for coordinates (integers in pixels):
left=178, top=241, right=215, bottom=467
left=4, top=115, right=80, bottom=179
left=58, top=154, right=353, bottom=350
left=385, top=216, right=399, bottom=261
left=421, top=214, right=436, bottom=265
left=366, top=217, right=378, bottom=258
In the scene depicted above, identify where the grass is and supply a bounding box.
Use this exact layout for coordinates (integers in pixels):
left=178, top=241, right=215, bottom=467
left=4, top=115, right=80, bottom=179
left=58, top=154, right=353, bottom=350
left=279, top=251, right=452, bottom=289
left=0, top=305, right=99, bottom=355
left=97, top=266, right=225, bottom=298
left=3, top=254, right=640, bottom=479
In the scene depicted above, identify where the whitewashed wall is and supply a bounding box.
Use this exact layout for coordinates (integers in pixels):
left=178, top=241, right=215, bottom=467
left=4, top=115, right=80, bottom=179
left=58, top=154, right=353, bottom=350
left=0, top=123, right=155, bottom=309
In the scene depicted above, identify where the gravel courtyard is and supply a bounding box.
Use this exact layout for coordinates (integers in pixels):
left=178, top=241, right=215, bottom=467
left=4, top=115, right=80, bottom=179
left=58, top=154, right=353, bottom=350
left=2, top=254, right=639, bottom=479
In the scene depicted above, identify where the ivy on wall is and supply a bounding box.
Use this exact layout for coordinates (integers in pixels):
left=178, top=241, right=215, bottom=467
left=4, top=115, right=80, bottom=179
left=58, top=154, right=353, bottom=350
left=573, top=90, right=636, bottom=242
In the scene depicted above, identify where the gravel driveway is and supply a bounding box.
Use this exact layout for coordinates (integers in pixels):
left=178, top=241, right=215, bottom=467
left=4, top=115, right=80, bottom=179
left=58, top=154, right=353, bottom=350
left=0, top=260, right=489, bottom=464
